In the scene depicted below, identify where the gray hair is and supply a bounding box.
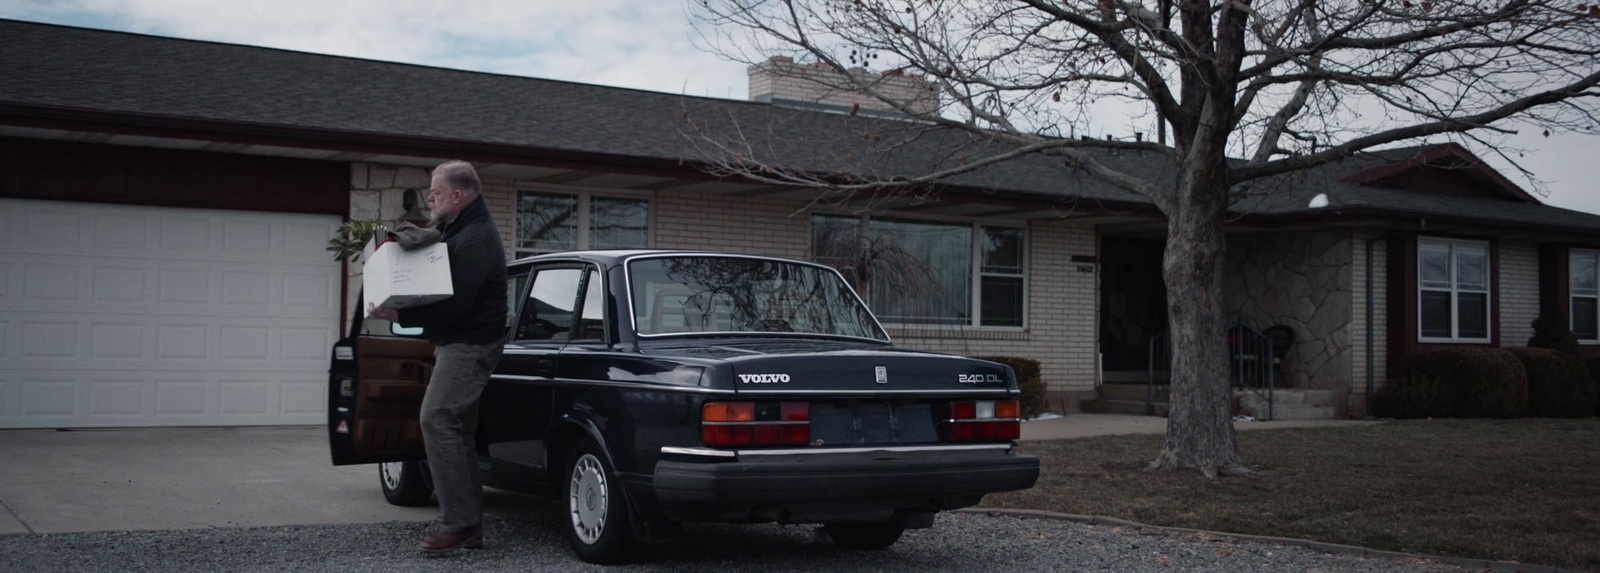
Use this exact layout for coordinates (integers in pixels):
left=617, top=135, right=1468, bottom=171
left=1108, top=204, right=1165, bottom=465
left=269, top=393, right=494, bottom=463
left=434, top=160, right=481, bottom=197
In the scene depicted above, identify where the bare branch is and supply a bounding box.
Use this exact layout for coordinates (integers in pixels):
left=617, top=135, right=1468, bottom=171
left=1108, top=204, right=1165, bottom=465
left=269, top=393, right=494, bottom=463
left=1235, top=69, right=1600, bottom=182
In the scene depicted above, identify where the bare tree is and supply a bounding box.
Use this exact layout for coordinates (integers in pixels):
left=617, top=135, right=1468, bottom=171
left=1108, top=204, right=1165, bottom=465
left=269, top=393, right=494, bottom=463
left=688, top=0, right=1600, bottom=476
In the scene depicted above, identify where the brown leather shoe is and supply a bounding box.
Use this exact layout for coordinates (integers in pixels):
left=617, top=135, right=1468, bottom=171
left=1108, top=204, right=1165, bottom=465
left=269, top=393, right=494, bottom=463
left=419, top=527, right=483, bottom=554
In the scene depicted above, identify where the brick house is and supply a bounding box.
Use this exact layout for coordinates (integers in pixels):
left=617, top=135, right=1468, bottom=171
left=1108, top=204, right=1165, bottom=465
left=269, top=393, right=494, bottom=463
left=3, top=20, right=1599, bottom=428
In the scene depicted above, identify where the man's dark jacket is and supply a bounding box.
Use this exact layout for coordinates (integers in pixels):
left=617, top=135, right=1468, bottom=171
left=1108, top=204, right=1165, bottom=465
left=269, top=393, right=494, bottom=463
left=396, top=196, right=507, bottom=345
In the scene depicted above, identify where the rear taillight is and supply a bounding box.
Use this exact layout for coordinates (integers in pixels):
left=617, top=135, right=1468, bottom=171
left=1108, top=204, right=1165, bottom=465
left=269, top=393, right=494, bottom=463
left=702, top=402, right=810, bottom=447
left=944, top=400, right=1022, bottom=442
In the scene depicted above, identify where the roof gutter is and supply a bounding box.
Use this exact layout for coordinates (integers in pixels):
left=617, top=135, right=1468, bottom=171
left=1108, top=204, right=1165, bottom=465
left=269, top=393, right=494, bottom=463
left=1225, top=206, right=1600, bottom=239
left=0, top=102, right=716, bottom=179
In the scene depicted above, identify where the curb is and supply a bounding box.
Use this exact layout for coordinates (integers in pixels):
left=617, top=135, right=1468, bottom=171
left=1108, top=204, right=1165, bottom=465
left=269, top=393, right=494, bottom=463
left=955, top=508, right=1586, bottom=573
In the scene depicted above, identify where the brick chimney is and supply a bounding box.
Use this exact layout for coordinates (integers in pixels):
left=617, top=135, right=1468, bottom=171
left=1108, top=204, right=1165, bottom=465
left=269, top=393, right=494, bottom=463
left=748, top=56, right=937, bottom=117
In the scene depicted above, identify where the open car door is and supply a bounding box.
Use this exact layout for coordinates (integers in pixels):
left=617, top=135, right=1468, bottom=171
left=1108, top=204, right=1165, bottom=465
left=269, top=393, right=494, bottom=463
left=328, top=295, right=434, bottom=466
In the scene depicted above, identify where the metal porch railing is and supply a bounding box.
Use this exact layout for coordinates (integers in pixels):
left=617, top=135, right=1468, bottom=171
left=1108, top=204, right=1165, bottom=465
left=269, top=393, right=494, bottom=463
left=1146, top=320, right=1276, bottom=420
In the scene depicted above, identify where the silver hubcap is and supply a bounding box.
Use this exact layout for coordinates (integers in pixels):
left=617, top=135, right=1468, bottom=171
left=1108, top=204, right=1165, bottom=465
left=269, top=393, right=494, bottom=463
left=380, top=462, right=403, bottom=491
left=569, top=454, right=608, bottom=544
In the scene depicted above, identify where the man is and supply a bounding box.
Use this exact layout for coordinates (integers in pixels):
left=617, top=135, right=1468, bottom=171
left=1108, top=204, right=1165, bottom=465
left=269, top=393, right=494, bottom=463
left=368, top=160, right=507, bottom=554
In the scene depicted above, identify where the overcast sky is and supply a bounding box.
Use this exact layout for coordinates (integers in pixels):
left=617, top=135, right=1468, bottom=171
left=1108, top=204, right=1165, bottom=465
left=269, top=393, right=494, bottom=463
left=3, top=0, right=1596, bottom=215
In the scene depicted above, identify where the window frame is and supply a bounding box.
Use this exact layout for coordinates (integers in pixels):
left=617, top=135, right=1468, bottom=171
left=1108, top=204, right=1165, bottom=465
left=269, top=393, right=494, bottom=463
left=1570, top=249, right=1600, bottom=344
left=811, top=213, right=1027, bottom=331
left=514, top=186, right=652, bottom=259
left=975, top=226, right=1027, bottom=328
left=1416, top=236, right=1492, bottom=344
left=511, top=263, right=607, bottom=344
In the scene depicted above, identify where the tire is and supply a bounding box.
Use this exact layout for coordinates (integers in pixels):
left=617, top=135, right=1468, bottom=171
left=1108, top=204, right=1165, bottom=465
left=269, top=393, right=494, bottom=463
left=563, top=440, right=635, bottom=564
left=379, top=460, right=432, bottom=506
left=824, top=521, right=905, bottom=550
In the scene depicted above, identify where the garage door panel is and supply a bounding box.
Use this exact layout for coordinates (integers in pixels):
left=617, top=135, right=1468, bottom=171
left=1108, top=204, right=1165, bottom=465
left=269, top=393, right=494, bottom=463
left=155, top=379, right=210, bottom=417
left=282, top=326, right=331, bottom=363
left=95, top=266, right=153, bottom=304
left=160, top=214, right=215, bottom=254
left=220, top=326, right=272, bottom=361
left=221, top=271, right=274, bottom=307
left=0, top=262, right=12, bottom=300
left=1, top=199, right=340, bottom=428
left=25, top=263, right=83, bottom=302
left=219, top=379, right=273, bottom=415
left=281, top=378, right=324, bottom=415
left=22, top=379, right=76, bottom=416
left=21, top=321, right=79, bottom=358
left=285, top=220, right=340, bottom=258
left=158, top=268, right=213, bottom=305
left=26, top=207, right=85, bottom=249
left=93, top=212, right=153, bottom=251
left=2, top=257, right=339, bottom=318
left=223, top=219, right=273, bottom=255
left=156, top=324, right=211, bottom=360
left=89, top=380, right=144, bottom=416
left=282, top=272, right=338, bottom=312
left=90, top=322, right=145, bottom=359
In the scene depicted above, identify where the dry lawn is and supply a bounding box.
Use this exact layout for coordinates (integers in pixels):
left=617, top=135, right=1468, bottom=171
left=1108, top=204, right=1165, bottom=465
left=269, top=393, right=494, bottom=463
left=984, top=419, right=1600, bottom=571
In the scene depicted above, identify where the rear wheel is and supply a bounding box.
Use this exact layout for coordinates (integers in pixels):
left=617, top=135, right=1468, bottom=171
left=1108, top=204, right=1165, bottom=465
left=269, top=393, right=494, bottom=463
left=379, top=460, right=432, bottom=506
left=824, top=521, right=905, bottom=550
left=563, top=440, right=635, bottom=564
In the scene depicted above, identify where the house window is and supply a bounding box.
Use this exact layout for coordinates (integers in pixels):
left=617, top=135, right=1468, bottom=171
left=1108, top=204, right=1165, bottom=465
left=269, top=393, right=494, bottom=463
left=1571, top=250, right=1599, bottom=342
left=516, top=191, right=648, bottom=258
left=810, top=214, right=1025, bottom=327
left=1418, top=237, right=1490, bottom=342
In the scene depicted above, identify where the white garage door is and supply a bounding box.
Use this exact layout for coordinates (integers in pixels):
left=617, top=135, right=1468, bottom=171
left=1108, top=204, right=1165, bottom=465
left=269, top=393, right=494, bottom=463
left=0, top=198, right=342, bottom=428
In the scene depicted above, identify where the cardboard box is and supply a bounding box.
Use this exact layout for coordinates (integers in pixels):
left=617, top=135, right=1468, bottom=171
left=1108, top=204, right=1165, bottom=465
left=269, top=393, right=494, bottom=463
left=362, top=239, right=453, bottom=311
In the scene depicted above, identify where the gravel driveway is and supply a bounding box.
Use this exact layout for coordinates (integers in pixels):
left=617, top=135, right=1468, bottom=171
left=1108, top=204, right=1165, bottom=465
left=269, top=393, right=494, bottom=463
left=0, top=511, right=1473, bottom=573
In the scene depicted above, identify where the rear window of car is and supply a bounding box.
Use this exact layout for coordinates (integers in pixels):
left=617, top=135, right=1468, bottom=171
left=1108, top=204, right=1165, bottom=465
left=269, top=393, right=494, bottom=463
left=628, top=256, right=886, bottom=340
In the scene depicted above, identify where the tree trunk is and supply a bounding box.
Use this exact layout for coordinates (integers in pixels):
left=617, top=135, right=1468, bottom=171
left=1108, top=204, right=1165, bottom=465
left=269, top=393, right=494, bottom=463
left=1145, top=154, right=1249, bottom=477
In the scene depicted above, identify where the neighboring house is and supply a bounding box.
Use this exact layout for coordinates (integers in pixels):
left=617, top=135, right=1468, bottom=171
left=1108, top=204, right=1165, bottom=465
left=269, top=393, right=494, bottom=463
left=2, top=20, right=1598, bottom=429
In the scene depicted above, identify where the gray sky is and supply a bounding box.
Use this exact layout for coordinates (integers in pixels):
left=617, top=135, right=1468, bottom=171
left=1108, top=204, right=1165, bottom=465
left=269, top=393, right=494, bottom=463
left=3, top=0, right=1596, bottom=216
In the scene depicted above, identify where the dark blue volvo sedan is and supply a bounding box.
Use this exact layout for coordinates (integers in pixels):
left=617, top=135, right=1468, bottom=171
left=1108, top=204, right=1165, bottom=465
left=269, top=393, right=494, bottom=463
left=328, top=250, right=1040, bottom=564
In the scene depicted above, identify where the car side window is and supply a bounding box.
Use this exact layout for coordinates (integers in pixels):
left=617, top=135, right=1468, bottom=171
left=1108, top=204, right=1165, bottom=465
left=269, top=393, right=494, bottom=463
left=515, top=268, right=582, bottom=341
left=572, top=268, right=605, bottom=341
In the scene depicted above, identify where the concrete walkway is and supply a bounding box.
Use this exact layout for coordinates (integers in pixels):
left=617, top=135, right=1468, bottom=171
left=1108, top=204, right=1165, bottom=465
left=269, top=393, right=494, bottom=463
left=1020, top=413, right=1381, bottom=441
left=0, top=414, right=1380, bottom=535
left=0, top=426, right=547, bottom=535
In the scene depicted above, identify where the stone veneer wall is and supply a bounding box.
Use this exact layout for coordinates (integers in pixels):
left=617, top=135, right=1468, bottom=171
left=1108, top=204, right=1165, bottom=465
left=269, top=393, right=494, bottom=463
left=345, top=162, right=1100, bottom=406
left=1223, top=230, right=1354, bottom=390
left=344, top=163, right=433, bottom=323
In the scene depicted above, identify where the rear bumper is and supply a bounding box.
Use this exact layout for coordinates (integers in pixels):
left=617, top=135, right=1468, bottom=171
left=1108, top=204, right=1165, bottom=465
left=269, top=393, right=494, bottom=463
left=652, top=447, right=1039, bottom=523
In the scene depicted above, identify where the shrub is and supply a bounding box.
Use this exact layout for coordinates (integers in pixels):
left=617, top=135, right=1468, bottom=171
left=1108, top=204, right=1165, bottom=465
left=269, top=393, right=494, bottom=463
left=1585, top=355, right=1600, bottom=416
left=1527, top=313, right=1582, bottom=356
left=976, top=355, right=1047, bottom=419
left=1408, top=348, right=1527, bottom=418
left=1371, top=376, right=1457, bottom=419
left=1507, top=347, right=1595, bottom=418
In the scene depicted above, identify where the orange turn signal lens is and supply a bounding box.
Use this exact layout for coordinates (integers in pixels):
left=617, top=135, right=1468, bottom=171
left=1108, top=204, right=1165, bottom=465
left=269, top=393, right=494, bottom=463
left=703, top=402, right=754, bottom=422
left=994, top=400, right=1020, bottom=419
